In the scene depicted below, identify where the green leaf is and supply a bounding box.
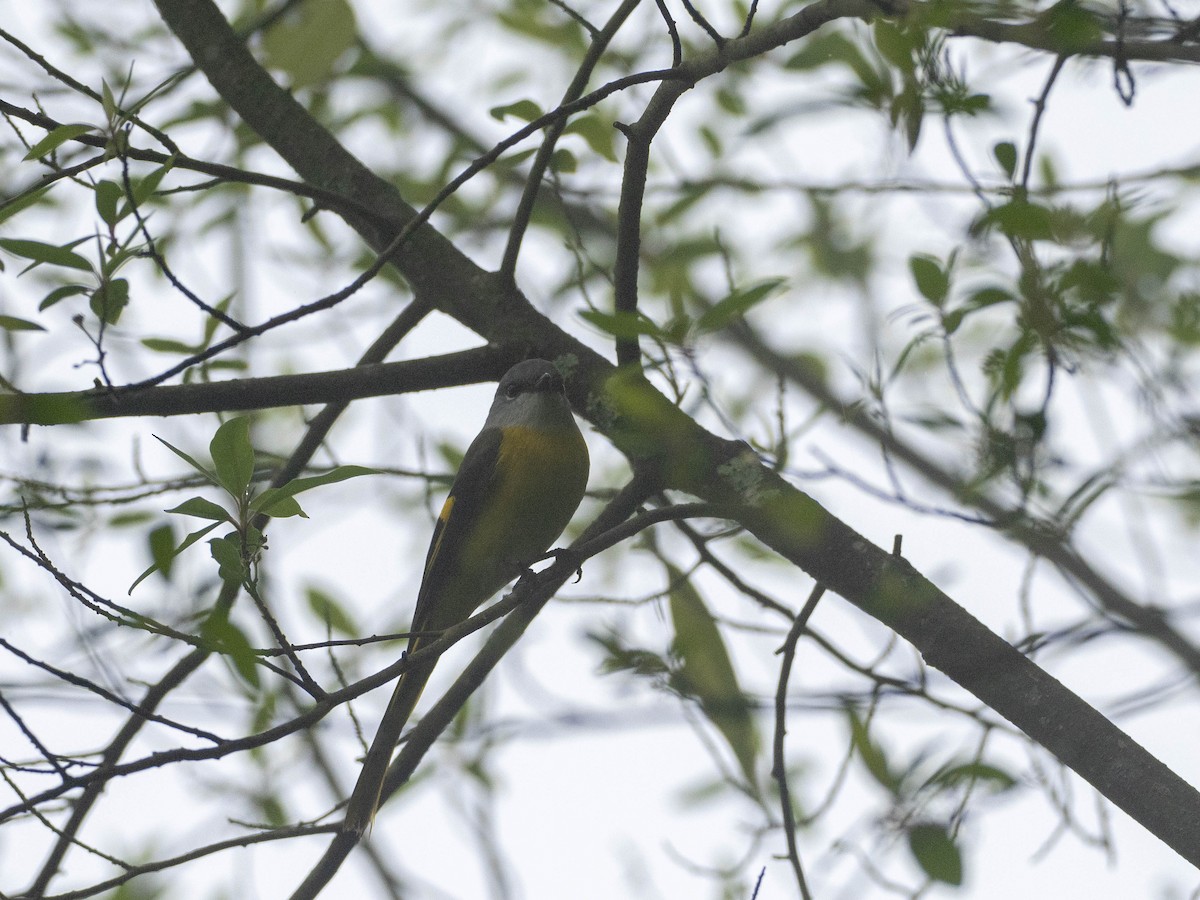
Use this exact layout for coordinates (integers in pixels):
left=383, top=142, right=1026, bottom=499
left=0, top=315, right=45, bottom=332
left=38, top=284, right=89, bottom=311
left=208, top=532, right=248, bottom=588
left=209, top=416, right=256, bottom=498
left=786, top=32, right=882, bottom=93
left=0, top=186, right=53, bottom=227
left=109, top=511, right=154, bottom=527
left=89, top=278, right=129, bottom=325
left=23, top=123, right=95, bottom=160
left=247, top=465, right=377, bottom=514
left=981, top=200, right=1055, bottom=241
left=141, top=337, right=199, bottom=354
left=503, top=147, right=537, bottom=167
left=305, top=586, right=357, bottom=636
left=489, top=99, right=544, bottom=123
left=846, top=706, right=898, bottom=793
left=1038, top=0, right=1103, bottom=53
left=966, top=286, right=1013, bottom=310
left=10, top=394, right=89, bottom=425
left=894, top=81, right=925, bottom=153
left=909, top=255, right=949, bottom=305
left=261, top=0, right=358, bottom=88
left=993, top=141, right=1018, bottom=180
left=696, top=279, right=785, bottom=333
left=165, top=496, right=233, bottom=522
left=252, top=491, right=307, bottom=519
left=668, top=566, right=758, bottom=788
left=932, top=762, right=1017, bottom=793
left=94, top=180, right=123, bottom=226
left=201, top=608, right=260, bottom=688
left=578, top=309, right=664, bottom=341
left=941, top=308, right=965, bottom=335
left=100, top=79, right=118, bottom=122
left=148, top=523, right=176, bottom=581
left=118, top=158, right=176, bottom=219
left=562, top=115, right=617, bottom=161
left=154, top=435, right=218, bottom=484
left=0, top=238, right=93, bottom=272
left=550, top=148, right=576, bottom=173
left=202, top=294, right=235, bottom=345
left=873, top=20, right=915, bottom=73
left=907, top=823, right=963, bottom=885
left=128, top=520, right=221, bottom=593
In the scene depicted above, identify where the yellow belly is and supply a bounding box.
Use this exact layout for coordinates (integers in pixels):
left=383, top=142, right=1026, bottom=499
left=427, top=423, right=588, bottom=630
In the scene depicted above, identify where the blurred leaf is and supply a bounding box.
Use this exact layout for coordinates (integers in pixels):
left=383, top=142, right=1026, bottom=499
left=0, top=238, right=92, bottom=272
left=202, top=294, right=234, bottom=345
left=932, top=761, right=1017, bottom=793
left=261, top=0, right=357, bottom=87
left=148, top=523, right=176, bottom=582
left=109, top=511, right=154, bottom=527
left=0, top=186, right=53, bottom=226
left=893, top=81, right=924, bottom=152
left=550, top=148, right=576, bottom=173
left=257, top=794, right=287, bottom=829
left=993, top=141, right=1018, bottom=180
left=209, top=416, right=256, bottom=499
left=489, top=99, right=543, bottom=123
left=579, top=309, right=664, bottom=341
left=873, top=20, right=915, bottom=73
left=907, top=823, right=963, bottom=885
left=0, top=315, right=45, bottom=332
left=696, top=279, right=785, bottom=333
left=668, top=566, right=758, bottom=788
left=128, top=521, right=221, bottom=593
left=981, top=200, right=1055, bottom=241
left=587, top=627, right=670, bottom=679
left=563, top=114, right=616, bottom=161
left=909, top=255, right=949, bottom=305
left=847, top=706, right=898, bottom=794
left=787, top=31, right=873, bottom=81
left=715, top=86, right=745, bottom=116
left=305, top=586, right=357, bottom=636
left=142, top=337, right=199, bottom=354
left=967, top=286, right=1014, bottom=310
left=497, top=0, right=586, bottom=52
left=1037, top=0, right=1103, bottom=53
left=23, top=123, right=94, bottom=160
left=9, top=393, right=88, bottom=425
left=201, top=607, right=260, bottom=688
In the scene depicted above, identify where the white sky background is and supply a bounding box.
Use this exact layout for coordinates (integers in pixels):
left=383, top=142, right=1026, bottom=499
left=1, top=0, right=1199, bottom=898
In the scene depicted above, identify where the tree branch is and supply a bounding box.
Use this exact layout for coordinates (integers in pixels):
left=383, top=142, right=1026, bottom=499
left=0, top=347, right=515, bottom=426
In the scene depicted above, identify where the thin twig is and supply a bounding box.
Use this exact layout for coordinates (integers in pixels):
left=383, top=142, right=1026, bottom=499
left=772, top=585, right=824, bottom=900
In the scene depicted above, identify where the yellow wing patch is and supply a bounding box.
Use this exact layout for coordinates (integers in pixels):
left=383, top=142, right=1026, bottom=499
left=423, top=494, right=456, bottom=580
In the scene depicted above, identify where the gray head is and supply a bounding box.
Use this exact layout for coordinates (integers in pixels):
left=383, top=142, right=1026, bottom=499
left=484, top=359, right=575, bottom=429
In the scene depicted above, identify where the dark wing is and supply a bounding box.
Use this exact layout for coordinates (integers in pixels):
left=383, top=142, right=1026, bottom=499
left=409, top=425, right=503, bottom=636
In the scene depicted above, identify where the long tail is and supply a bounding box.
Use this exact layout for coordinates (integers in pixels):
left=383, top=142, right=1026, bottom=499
left=341, top=649, right=436, bottom=836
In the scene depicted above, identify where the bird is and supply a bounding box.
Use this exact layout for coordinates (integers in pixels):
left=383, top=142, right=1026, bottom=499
left=342, top=358, right=589, bottom=834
